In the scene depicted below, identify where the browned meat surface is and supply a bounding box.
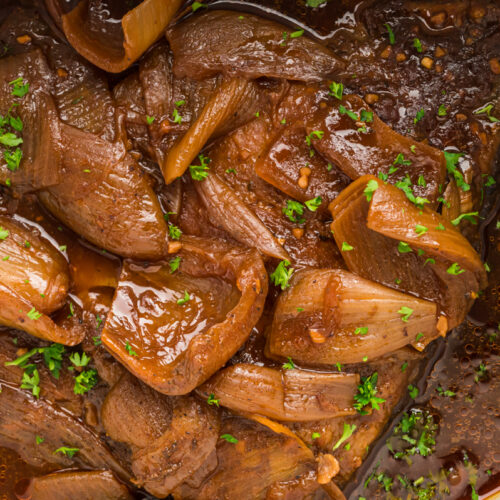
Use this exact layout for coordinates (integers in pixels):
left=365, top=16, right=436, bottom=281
left=102, top=372, right=220, bottom=497
left=171, top=416, right=324, bottom=500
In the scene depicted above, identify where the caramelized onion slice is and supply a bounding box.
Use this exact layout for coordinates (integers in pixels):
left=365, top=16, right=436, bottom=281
left=16, top=470, right=133, bottom=500
left=0, top=50, right=62, bottom=193
left=101, top=237, right=267, bottom=395
left=329, top=175, right=486, bottom=329
left=198, top=364, right=358, bottom=421
left=0, top=216, right=82, bottom=345
left=39, top=123, right=169, bottom=260
left=61, top=0, right=183, bottom=73
left=102, top=373, right=219, bottom=497
left=266, top=269, right=438, bottom=365
left=167, top=10, right=345, bottom=81
left=0, top=383, right=129, bottom=480
left=307, top=95, right=446, bottom=205
left=162, top=78, right=258, bottom=184
left=195, top=172, right=290, bottom=260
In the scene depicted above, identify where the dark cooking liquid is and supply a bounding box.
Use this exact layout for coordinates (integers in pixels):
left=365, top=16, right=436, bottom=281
left=0, top=1, right=498, bottom=499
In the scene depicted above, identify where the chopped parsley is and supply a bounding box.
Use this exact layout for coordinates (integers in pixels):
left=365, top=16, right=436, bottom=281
left=438, top=104, right=447, bottom=116
left=146, top=115, right=155, bottom=125
left=413, top=108, right=425, bottom=124
left=447, top=262, right=465, bottom=275
left=177, top=290, right=190, bottom=305
left=168, top=224, right=182, bottom=240
left=444, top=151, right=469, bottom=191
left=398, top=306, right=413, bottom=322
left=354, top=373, right=385, bottom=414
left=4, top=147, right=22, bottom=171
left=473, top=103, right=499, bottom=122
left=282, top=356, right=295, bottom=370
left=27, top=307, right=42, bottom=320
left=342, top=241, right=354, bottom=251
left=363, top=179, right=378, bottom=201
left=408, top=384, right=419, bottom=399
left=207, top=393, right=220, bottom=407
left=415, top=224, right=428, bottom=236
left=394, top=153, right=412, bottom=166
left=172, top=108, right=182, bottom=124
left=395, top=175, right=430, bottom=208
left=9, top=77, right=29, bottom=98
left=169, top=256, right=181, bottom=273
left=270, top=260, right=294, bottom=290
left=69, top=352, right=90, bottom=367
left=484, top=175, right=496, bottom=187
left=339, top=104, right=359, bottom=121
left=305, top=196, right=322, bottom=211
left=191, top=1, right=206, bottom=12
left=290, top=29, right=304, bottom=38
left=384, top=23, right=395, bottom=45
left=305, top=130, right=324, bottom=155
left=332, top=423, right=357, bottom=451
left=329, top=81, right=344, bottom=100
left=413, top=38, right=422, bottom=52
left=125, top=342, right=138, bottom=357
left=220, top=434, right=238, bottom=443
left=74, top=369, right=98, bottom=395
left=0, top=227, right=9, bottom=240
left=283, top=200, right=305, bottom=223
left=53, top=447, right=79, bottom=458
left=398, top=241, right=412, bottom=253
left=451, top=211, right=478, bottom=226
left=354, top=327, right=368, bottom=335
left=21, top=367, right=40, bottom=398
left=189, top=154, right=210, bottom=181
left=436, top=386, right=456, bottom=397
left=306, top=0, right=328, bottom=6
left=387, top=408, right=437, bottom=459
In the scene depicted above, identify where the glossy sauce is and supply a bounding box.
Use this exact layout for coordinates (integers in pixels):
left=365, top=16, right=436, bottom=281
left=109, top=264, right=240, bottom=365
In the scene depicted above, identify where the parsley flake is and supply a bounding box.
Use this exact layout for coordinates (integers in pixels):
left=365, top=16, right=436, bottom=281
left=329, top=81, right=343, bottom=100
left=305, top=196, right=322, bottom=212
left=271, top=260, right=294, bottom=290
left=332, top=423, right=357, bottom=450
left=398, top=306, right=413, bottom=322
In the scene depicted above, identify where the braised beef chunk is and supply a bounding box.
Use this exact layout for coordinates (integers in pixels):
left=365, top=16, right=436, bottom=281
left=171, top=416, right=324, bottom=500
left=0, top=1, right=498, bottom=499
left=102, top=373, right=220, bottom=497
